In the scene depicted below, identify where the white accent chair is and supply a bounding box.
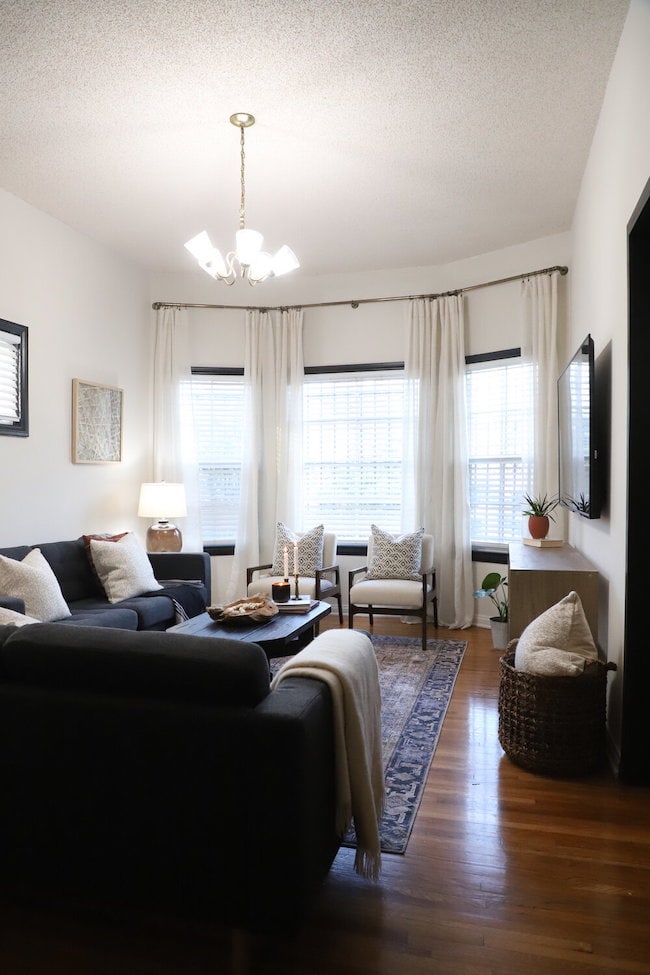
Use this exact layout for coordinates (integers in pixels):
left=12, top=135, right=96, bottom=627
left=246, top=531, right=343, bottom=624
left=348, top=533, right=438, bottom=652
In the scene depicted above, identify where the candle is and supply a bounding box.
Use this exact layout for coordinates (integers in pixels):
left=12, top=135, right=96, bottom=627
left=293, top=542, right=298, bottom=576
left=283, top=544, right=288, bottom=579
left=271, top=580, right=290, bottom=603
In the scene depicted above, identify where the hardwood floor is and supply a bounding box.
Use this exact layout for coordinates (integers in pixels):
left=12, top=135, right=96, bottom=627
left=1, top=619, right=648, bottom=974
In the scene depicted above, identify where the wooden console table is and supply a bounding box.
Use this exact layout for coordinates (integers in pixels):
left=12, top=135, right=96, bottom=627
left=508, top=542, right=599, bottom=640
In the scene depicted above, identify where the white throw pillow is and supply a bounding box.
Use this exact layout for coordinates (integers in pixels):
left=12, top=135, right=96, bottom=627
left=0, top=606, right=41, bottom=627
left=0, top=548, right=72, bottom=621
left=366, top=525, right=424, bottom=581
left=514, top=590, right=598, bottom=676
left=270, top=523, right=325, bottom=578
left=90, top=532, right=162, bottom=603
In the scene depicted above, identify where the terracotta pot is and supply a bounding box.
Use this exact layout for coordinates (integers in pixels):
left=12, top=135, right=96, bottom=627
left=528, top=514, right=549, bottom=539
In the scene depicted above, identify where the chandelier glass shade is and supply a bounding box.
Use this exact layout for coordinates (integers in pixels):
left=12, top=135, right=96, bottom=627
left=184, top=113, right=299, bottom=286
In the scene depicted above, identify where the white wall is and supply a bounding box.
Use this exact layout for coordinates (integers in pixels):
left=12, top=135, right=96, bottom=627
left=568, top=0, right=650, bottom=755
left=0, top=189, right=152, bottom=546
left=151, top=232, right=571, bottom=606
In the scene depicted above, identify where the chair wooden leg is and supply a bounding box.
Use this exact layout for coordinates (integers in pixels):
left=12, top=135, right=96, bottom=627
left=337, top=593, right=343, bottom=624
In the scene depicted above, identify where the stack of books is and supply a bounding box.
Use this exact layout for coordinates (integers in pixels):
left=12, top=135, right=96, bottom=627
left=276, top=596, right=318, bottom=614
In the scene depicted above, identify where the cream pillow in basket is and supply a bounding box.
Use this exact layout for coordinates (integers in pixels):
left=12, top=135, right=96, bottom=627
left=514, top=590, right=598, bottom=677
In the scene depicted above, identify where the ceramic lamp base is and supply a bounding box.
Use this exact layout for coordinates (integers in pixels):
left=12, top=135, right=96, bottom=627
left=146, top=522, right=182, bottom=553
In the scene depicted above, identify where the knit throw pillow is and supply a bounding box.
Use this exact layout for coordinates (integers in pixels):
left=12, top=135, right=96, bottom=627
left=514, top=590, right=598, bottom=676
left=90, top=532, right=162, bottom=603
left=270, top=523, right=325, bottom=578
left=366, top=525, right=424, bottom=581
left=0, top=606, right=40, bottom=627
left=0, top=548, right=71, bottom=621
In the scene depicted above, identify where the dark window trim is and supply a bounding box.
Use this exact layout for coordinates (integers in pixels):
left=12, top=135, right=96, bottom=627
left=191, top=366, right=244, bottom=376
left=203, top=543, right=235, bottom=557
left=465, top=347, right=520, bottom=365
left=304, top=361, right=404, bottom=375
left=472, top=544, right=508, bottom=565
left=204, top=541, right=507, bottom=564
left=193, top=364, right=404, bottom=378
left=0, top=318, right=29, bottom=438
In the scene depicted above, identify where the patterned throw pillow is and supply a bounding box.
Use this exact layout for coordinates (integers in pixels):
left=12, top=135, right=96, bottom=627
left=90, top=532, right=162, bottom=603
left=270, top=523, right=325, bottom=578
left=366, top=525, right=424, bottom=581
left=0, top=548, right=72, bottom=621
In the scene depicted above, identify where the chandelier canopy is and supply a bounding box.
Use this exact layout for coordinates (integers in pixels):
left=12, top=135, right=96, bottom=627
left=184, top=113, right=299, bottom=286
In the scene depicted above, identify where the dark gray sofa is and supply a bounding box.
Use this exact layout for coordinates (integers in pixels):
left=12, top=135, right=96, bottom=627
left=0, top=537, right=210, bottom=629
left=0, top=621, right=339, bottom=936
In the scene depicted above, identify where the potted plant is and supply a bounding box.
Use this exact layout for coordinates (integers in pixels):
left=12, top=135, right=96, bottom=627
left=474, top=571, right=509, bottom=649
left=522, top=492, right=559, bottom=540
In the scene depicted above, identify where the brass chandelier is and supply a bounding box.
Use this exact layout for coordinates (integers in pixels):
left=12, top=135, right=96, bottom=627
left=184, top=113, right=299, bottom=286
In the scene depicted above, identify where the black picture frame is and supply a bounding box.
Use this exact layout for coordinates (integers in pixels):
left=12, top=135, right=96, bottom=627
left=0, top=317, right=29, bottom=437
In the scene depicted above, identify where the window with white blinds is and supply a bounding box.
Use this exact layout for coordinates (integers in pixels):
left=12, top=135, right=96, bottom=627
left=0, top=320, right=28, bottom=436
left=302, top=369, right=406, bottom=542
left=187, top=372, right=245, bottom=543
left=465, top=354, right=534, bottom=544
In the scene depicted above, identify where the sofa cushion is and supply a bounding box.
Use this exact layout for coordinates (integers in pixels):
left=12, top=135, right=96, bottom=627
left=0, top=624, right=271, bottom=707
left=90, top=533, right=162, bottom=603
left=62, top=607, right=140, bottom=629
left=270, top=523, right=325, bottom=577
left=0, top=545, right=31, bottom=562
left=110, top=595, right=175, bottom=629
left=0, top=548, right=71, bottom=621
left=366, top=525, right=424, bottom=581
left=37, top=538, right=105, bottom=602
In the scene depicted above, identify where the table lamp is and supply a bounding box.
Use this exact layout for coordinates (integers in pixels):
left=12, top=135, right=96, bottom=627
left=138, top=482, right=187, bottom=552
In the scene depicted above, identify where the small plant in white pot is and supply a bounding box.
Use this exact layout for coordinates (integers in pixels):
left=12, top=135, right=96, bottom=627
left=474, top=571, right=509, bottom=649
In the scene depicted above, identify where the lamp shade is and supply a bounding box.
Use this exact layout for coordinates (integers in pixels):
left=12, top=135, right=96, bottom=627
left=138, top=482, right=187, bottom=519
left=235, top=228, right=263, bottom=266
left=271, top=245, right=300, bottom=277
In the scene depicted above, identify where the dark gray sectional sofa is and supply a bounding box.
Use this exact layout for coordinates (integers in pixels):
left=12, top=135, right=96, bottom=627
left=0, top=621, right=340, bottom=936
left=0, top=537, right=210, bottom=629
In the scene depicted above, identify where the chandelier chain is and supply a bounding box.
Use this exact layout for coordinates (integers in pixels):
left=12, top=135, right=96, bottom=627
left=239, top=124, right=246, bottom=230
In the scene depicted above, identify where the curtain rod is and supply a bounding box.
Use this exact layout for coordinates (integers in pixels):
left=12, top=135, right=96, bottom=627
left=151, top=264, right=568, bottom=312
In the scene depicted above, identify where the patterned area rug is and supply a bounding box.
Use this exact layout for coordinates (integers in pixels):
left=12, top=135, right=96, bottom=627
left=349, top=634, right=467, bottom=854
left=272, top=633, right=467, bottom=855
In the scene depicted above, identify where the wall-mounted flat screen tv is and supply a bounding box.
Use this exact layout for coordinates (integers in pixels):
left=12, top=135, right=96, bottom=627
left=557, top=333, right=600, bottom=518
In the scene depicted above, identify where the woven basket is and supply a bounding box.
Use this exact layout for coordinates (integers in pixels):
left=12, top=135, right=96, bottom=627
left=498, top=646, right=616, bottom=777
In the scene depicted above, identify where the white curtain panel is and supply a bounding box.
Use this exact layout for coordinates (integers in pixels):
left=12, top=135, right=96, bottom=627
left=522, top=271, right=560, bottom=505
left=152, top=306, right=203, bottom=550
left=227, top=307, right=304, bottom=600
left=404, top=296, right=473, bottom=628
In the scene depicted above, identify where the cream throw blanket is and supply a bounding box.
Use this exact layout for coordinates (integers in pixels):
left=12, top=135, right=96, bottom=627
left=271, top=629, right=384, bottom=879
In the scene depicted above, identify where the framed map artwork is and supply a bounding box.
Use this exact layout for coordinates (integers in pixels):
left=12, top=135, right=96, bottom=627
left=72, top=379, right=123, bottom=464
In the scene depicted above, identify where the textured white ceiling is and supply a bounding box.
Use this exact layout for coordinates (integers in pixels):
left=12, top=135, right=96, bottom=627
left=0, top=0, right=629, bottom=277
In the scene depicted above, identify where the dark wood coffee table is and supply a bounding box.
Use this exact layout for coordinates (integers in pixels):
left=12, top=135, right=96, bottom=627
left=168, top=600, right=332, bottom=660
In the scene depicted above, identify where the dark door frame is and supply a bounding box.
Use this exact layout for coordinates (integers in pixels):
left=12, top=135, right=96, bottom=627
left=621, top=175, right=650, bottom=785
